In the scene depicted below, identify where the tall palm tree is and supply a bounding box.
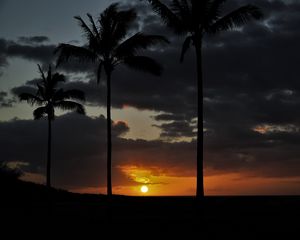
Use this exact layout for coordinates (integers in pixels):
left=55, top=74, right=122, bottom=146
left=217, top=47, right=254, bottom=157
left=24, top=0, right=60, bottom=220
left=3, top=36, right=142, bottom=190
left=146, top=0, right=263, bottom=198
left=19, top=65, right=86, bottom=189
left=54, top=3, right=169, bottom=196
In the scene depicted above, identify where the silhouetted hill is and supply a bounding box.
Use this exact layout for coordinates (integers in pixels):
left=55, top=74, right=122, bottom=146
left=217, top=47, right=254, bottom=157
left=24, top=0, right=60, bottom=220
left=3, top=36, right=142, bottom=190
left=1, top=177, right=105, bottom=207
left=1, top=178, right=299, bottom=239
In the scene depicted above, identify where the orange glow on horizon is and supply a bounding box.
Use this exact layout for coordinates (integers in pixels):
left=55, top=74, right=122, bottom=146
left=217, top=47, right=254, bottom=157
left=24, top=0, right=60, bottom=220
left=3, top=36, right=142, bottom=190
left=23, top=165, right=300, bottom=196
left=113, top=120, right=129, bottom=127
left=253, top=125, right=270, bottom=134
left=70, top=171, right=300, bottom=196
left=122, top=104, right=131, bottom=109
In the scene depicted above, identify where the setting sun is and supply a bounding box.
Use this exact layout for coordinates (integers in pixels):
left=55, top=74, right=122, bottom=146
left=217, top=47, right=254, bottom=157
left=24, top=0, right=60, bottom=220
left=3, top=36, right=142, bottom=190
left=141, top=185, right=149, bottom=193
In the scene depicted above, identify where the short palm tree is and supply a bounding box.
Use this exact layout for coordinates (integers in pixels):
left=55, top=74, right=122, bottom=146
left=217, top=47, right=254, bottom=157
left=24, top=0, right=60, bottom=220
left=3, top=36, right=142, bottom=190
left=19, top=65, right=86, bottom=188
left=146, top=0, right=263, bottom=198
left=55, top=3, right=169, bottom=196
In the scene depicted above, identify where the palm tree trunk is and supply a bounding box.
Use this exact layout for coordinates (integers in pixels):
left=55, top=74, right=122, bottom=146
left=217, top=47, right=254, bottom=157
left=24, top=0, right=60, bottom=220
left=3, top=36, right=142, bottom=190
left=106, top=72, right=112, bottom=196
left=195, top=36, right=204, bottom=198
left=47, top=115, right=52, bottom=189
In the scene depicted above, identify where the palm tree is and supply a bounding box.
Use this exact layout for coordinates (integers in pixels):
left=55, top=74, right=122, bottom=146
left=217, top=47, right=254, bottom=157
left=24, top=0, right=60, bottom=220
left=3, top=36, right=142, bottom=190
left=146, top=0, right=263, bottom=198
left=54, top=3, right=169, bottom=196
left=19, top=65, right=86, bottom=189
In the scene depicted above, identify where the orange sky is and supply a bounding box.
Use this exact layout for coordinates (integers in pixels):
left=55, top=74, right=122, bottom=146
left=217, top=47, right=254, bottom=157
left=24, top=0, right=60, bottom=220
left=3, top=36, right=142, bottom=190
left=60, top=165, right=300, bottom=196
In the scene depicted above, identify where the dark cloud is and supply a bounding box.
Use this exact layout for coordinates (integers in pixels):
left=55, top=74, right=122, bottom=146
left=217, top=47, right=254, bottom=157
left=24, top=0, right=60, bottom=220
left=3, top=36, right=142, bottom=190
left=11, top=84, right=36, bottom=97
left=0, top=37, right=56, bottom=68
left=0, top=38, right=8, bottom=75
left=17, top=36, right=50, bottom=45
left=0, top=36, right=97, bottom=75
left=0, top=91, right=15, bottom=107
left=6, top=42, right=55, bottom=63
left=0, top=55, right=7, bottom=67
left=153, top=113, right=188, bottom=121
left=153, top=120, right=196, bottom=139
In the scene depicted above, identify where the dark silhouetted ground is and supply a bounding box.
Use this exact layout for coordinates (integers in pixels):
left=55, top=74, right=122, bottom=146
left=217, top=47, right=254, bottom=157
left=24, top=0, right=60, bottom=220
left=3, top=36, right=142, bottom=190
left=1, top=179, right=299, bottom=239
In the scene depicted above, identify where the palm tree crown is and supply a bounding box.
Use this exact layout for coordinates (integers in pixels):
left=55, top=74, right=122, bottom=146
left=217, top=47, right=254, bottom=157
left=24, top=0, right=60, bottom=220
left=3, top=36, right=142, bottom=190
left=55, top=3, right=169, bottom=83
left=19, top=65, right=85, bottom=120
left=147, top=0, right=263, bottom=61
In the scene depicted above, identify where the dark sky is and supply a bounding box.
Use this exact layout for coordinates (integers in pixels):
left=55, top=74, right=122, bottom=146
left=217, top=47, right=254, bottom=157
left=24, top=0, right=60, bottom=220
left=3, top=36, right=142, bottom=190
left=1, top=0, right=300, bottom=195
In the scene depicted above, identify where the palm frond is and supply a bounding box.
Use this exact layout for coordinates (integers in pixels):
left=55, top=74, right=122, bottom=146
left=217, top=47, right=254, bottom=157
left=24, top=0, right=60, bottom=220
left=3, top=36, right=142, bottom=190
left=146, top=0, right=186, bottom=34
left=37, top=83, right=46, bottom=100
left=54, top=44, right=97, bottom=66
left=123, top=56, right=163, bottom=76
left=98, top=3, right=121, bottom=50
left=99, top=4, right=137, bottom=50
left=180, top=36, right=193, bottom=62
left=55, top=101, right=86, bottom=115
left=19, top=93, right=44, bottom=105
left=205, top=0, right=227, bottom=24
left=115, top=33, right=169, bottom=58
left=171, top=0, right=192, bottom=26
left=113, top=8, right=137, bottom=43
left=74, top=16, right=97, bottom=42
left=99, top=2, right=120, bottom=31
left=209, top=4, right=263, bottom=33
left=98, top=3, right=119, bottom=35
left=37, top=64, right=46, bottom=82
left=87, top=13, right=101, bottom=40
left=33, top=106, right=47, bottom=120
left=52, top=73, right=66, bottom=86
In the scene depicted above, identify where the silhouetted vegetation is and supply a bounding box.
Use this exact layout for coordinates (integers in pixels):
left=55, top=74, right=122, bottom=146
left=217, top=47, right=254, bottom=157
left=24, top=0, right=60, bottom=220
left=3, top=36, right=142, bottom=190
left=0, top=161, right=22, bottom=181
left=18, top=65, right=86, bottom=188
left=145, top=0, right=263, bottom=198
left=55, top=3, right=169, bottom=196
